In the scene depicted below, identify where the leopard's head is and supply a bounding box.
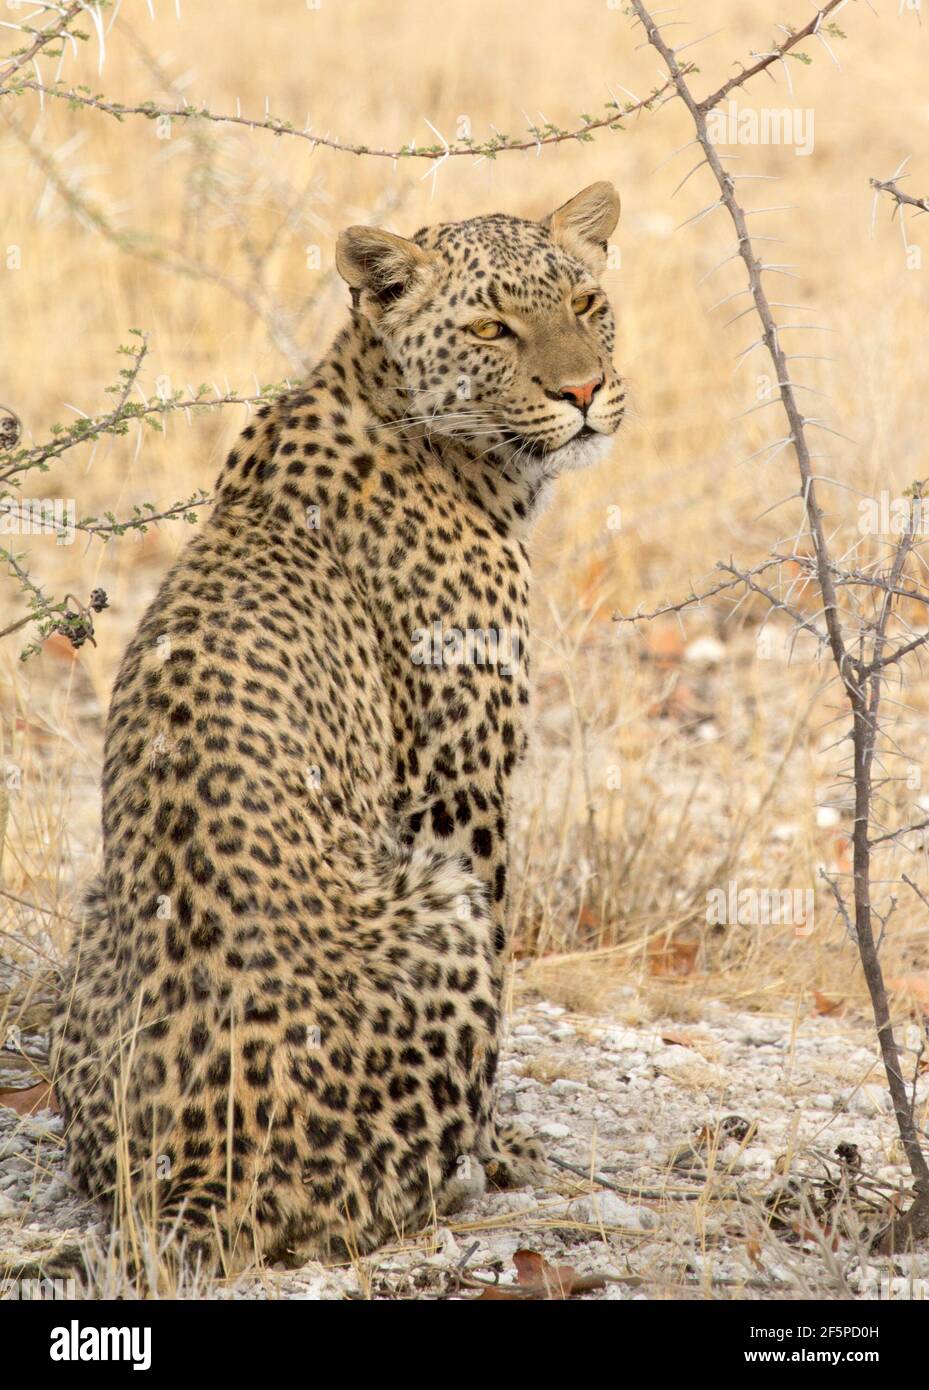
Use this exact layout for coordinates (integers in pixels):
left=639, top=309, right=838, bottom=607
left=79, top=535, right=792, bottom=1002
left=336, top=182, right=625, bottom=480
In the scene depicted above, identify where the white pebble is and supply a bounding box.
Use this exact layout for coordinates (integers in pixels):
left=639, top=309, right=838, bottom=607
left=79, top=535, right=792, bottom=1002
left=849, top=1085, right=892, bottom=1117
left=567, top=1193, right=656, bottom=1231
left=539, top=1121, right=572, bottom=1140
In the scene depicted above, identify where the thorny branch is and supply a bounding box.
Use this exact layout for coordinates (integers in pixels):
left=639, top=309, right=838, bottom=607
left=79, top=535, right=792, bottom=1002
left=870, top=177, right=929, bottom=217
left=697, top=0, right=850, bottom=114
left=630, top=0, right=929, bottom=1250
left=0, top=72, right=682, bottom=164
left=0, top=0, right=849, bottom=166
left=1, top=333, right=291, bottom=656
left=0, top=0, right=82, bottom=85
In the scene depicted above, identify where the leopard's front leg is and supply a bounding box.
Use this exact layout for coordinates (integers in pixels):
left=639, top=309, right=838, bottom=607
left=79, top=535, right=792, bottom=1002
left=403, top=781, right=547, bottom=1188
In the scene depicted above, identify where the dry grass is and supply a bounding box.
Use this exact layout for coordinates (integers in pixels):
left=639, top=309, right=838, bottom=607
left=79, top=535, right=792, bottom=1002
left=2, top=0, right=929, bottom=1296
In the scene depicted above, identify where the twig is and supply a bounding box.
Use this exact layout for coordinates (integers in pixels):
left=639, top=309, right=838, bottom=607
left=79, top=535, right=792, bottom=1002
left=631, top=0, right=929, bottom=1251
left=0, top=1, right=81, bottom=85
left=0, top=74, right=682, bottom=163
left=550, top=1155, right=752, bottom=1204
left=0, top=886, right=79, bottom=925
left=698, top=1, right=850, bottom=113
left=870, top=177, right=929, bottom=216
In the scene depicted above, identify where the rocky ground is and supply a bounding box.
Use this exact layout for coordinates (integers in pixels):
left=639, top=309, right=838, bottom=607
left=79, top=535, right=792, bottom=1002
left=2, top=990, right=928, bottom=1301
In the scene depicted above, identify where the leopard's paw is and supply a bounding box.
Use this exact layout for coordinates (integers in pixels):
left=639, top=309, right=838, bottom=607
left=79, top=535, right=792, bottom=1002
left=481, top=1121, right=548, bottom=1190
left=438, top=1153, right=487, bottom=1214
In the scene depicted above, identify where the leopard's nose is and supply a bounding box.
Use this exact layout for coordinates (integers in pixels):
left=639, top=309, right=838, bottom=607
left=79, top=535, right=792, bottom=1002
left=559, top=376, right=603, bottom=411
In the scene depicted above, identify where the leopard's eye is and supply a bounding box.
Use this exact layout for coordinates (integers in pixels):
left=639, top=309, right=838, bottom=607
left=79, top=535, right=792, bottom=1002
left=470, top=319, right=509, bottom=340
left=572, top=292, right=597, bottom=316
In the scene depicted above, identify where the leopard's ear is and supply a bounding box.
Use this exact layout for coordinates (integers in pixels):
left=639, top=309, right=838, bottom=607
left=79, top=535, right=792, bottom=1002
left=336, top=226, right=434, bottom=316
left=542, top=182, right=620, bottom=274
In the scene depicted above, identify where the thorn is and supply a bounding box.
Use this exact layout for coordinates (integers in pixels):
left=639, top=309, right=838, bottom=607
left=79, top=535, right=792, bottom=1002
left=733, top=336, right=766, bottom=364
left=803, top=419, right=858, bottom=444
left=783, top=354, right=836, bottom=364
left=735, top=436, right=794, bottom=465
left=743, top=205, right=798, bottom=217
left=724, top=304, right=762, bottom=328
left=674, top=28, right=724, bottom=54
left=670, top=160, right=708, bottom=199
left=735, top=399, right=784, bottom=419
left=708, top=288, right=750, bottom=312
left=608, top=79, right=642, bottom=106
left=814, top=28, right=841, bottom=68
left=698, top=250, right=740, bottom=285
left=676, top=197, right=724, bottom=230
left=653, top=138, right=698, bottom=175
left=753, top=491, right=803, bottom=521
left=777, top=323, right=838, bottom=333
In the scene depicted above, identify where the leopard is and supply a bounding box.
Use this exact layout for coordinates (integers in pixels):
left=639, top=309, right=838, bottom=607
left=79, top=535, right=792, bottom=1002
left=50, top=181, right=626, bottom=1270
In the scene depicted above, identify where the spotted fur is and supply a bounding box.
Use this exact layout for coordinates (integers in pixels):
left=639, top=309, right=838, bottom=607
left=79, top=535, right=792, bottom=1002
left=51, top=183, right=625, bottom=1268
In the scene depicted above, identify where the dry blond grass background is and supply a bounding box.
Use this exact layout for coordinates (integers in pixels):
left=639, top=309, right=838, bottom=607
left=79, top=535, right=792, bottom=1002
left=2, top=0, right=929, bottom=1053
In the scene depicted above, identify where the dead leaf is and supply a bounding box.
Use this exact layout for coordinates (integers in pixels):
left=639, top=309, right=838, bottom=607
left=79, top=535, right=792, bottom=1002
left=644, top=623, right=685, bottom=668
left=13, top=715, right=58, bottom=745
left=887, top=975, right=929, bottom=1015
left=0, top=1081, right=59, bottom=1116
left=575, top=557, right=610, bottom=612
left=812, top=990, right=845, bottom=1017
left=793, top=1220, right=841, bottom=1252
left=830, top=833, right=853, bottom=874
left=648, top=939, right=699, bottom=978
left=478, top=1249, right=606, bottom=1301
left=42, top=632, right=80, bottom=663
left=575, top=904, right=603, bottom=936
